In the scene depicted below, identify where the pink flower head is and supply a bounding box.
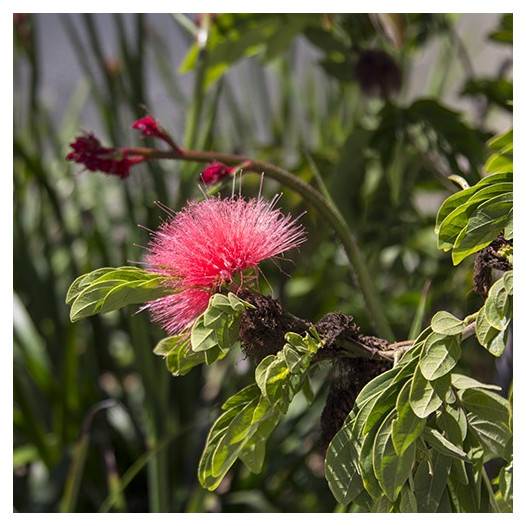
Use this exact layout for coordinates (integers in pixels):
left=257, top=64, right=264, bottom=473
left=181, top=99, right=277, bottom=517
left=200, top=161, right=235, bottom=185
left=144, top=195, right=306, bottom=334
left=66, top=133, right=144, bottom=179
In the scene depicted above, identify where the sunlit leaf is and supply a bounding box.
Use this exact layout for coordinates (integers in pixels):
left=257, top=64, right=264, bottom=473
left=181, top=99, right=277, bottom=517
left=67, top=267, right=171, bottom=322
left=255, top=330, right=321, bottom=413
left=435, top=172, right=512, bottom=232
left=420, top=333, right=461, bottom=381
left=467, top=415, right=511, bottom=461
left=199, top=385, right=280, bottom=490
left=154, top=334, right=205, bottom=376
left=391, top=380, right=426, bottom=456
left=423, top=427, right=468, bottom=461
left=409, top=366, right=450, bottom=418
left=451, top=374, right=501, bottom=392
left=459, top=388, right=511, bottom=424
left=452, top=193, right=513, bottom=265
left=430, top=311, right=465, bottom=336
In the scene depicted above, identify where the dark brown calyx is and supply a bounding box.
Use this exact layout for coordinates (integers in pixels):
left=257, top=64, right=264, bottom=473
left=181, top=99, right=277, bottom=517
left=473, top=235, right=513, bottom=298
left=237, top=290, right=309, bottom=365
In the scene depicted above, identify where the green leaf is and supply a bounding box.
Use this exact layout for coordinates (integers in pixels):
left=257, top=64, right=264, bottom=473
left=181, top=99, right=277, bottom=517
left=67, top=267, right=171, bottom=322
left=191, top=313, right=221, bottom=353
left=452, top=193, right=513, bottom=265
left=380, top=442, right=417, bottom=503
left=325, top=420, right=366, bottom=505
left=255, top=330, right=321, bottom=413
left=423, top=427, right=468, bottom=461
left=466, top=415, right=511, bottom=461
left=420, top=333, right=461, bottom=381
left=451, top=374, right=501, bottom=392
left=238, top=410, right=281, bottom=474
left=362, top=381, right=401, bottom=435
left=438, top=404, right=468, bottom=442
left=413, top=451, right=452, bottom=513
left=391, top=381, right=426, bottom=456
left=409, top=366, right=451, bottom=418
left=503, top=270, right=513, bottom=295
left=435, top=172, right=512, bottom=234
left=198, top=385, right=280, bottom=490
left=358, top=419, right=384, bottom=499
left=300, top=375, right=315, bottom=406
left=485, top=148, right=513, bottom=174
left=430, top=311, right=465, bottom=336
left=354, top=367, right=400, bottom=407
left=497, top=460, right=513, bottom=512
left=373, top=412, right=416, bottom=502
left=489, top=14, right=513, bottom=44
left=484, top=276, right=512, bottom=331
left=465, top=182, right=513, bottom=205
left=459, top=388, right=511, bottom=423
left=66, top=267, right=128, bottom=304
left=504, top=214, right=513, bottom=239
left=475, top=308, right=509, bottom=357
left=399, top=484, right=418, bottom=513
left=437, top=200, right=482, bottom=251
left=198, top=407, right=242, bottom=490
left=487, top=128, right=512, bottom=151
left=448, top=476, right=478, bottom=512
left=282, top=345, right=303, bottom=374
left=153, top=334, right=205, bottom=376
left=436, top=408, right=470, bottom=485
left=350, top=391, right=383, bottom=439
left=222, top=384, right=262, bottom=410
left=190, top=293, right=251, bottom=364
left=255, top=354, right=301, bottom=413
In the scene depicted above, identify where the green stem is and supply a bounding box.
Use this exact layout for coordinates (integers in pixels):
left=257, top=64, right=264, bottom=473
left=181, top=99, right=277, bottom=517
left=180, top=14, right=212, bottom=194
left=130, top=146, right=394, bottom=340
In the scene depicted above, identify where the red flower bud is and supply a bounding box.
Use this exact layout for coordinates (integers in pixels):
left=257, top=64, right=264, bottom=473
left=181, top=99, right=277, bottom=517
left=200, top=161, right=235, bottom=185
left=131, top=115, right=180, bottom=152
left=132, top=116, right=163, bottom=139
left=66, top=133, right=144, bottom=179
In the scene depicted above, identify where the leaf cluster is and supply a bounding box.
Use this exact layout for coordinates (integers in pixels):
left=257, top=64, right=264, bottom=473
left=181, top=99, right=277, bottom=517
left=475, top=271, right=513, bottom=357
left=435, top=129, right=513, bottom=265
left=325, top=324, right=512, bottom=512
left=197, top=321, right=323, bottom=490
left=155, top=292, right=254, bottom=376
left=324, top=124, right=513, bottom=512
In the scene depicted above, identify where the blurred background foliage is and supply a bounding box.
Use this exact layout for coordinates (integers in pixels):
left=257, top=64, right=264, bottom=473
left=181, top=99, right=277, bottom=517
left=13, top=13, right=512, bottom=512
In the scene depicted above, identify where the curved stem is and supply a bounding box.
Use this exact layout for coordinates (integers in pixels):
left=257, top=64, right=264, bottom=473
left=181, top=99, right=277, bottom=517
left=134, top=146, right=394, bottom=340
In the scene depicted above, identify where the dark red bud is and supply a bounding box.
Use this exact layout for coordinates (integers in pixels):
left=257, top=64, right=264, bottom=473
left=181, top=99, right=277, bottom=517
left=200, top=162, right=235, bottom=185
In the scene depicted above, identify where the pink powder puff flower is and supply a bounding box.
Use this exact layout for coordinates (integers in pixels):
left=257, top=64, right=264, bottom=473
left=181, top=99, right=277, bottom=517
left=143, top=195, right=306, bottom=335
